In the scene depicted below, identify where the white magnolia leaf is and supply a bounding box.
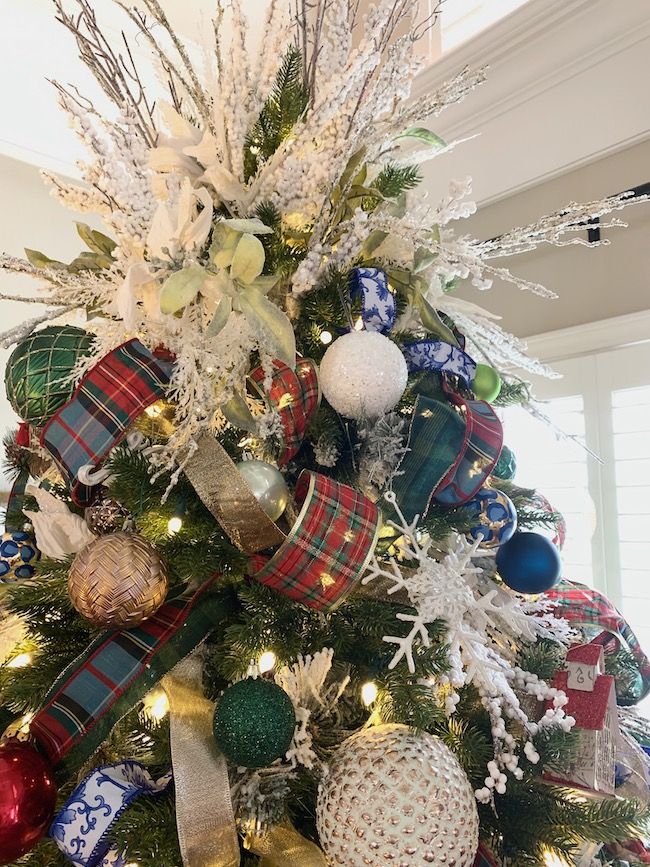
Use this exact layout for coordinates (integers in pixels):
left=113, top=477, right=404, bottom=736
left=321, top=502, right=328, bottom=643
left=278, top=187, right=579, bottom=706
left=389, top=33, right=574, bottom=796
left=201, top=163, right=249, bottom=205
left=158, top=102, right=201, bottom=143
left=148, top=147, right=202, bottom=179
left=248, top=274, right=279, bottom=294
left=183, top=131, right=218, bottom=166
left=179, top=187, right=213, bottom=252
left=221, top=392, right=258, bottom=433
left=24, top=485, right=96, bottom=560
left=395, top=126, right=446, bottom=149
left=147, top=200, right=178, bottom=259
left=239, top=286, right=296, bottom=367
left=205, top=296, right=232, bottom=337
left=160, top=265, right=207, bottom=314
left=219, top=218, right=273, bottom=235
left=209, top=223, right=241, bottom=269
left=230, top=233, right=266, bottom=284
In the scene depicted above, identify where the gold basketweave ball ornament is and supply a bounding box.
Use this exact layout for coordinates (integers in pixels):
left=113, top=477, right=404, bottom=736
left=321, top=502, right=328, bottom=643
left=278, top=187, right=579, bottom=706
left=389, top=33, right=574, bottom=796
left=68, top=532, right=168, bottom=629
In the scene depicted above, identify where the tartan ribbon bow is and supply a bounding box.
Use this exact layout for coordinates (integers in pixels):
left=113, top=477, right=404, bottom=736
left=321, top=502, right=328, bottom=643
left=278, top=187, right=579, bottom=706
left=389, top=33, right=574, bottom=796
left=547, top=579, right=650, bottom=705
left=249, top=358, right=320, bottom=466
left=249, top=470, right=380, bottom=611
left=40, top=339, right=172, bottom=507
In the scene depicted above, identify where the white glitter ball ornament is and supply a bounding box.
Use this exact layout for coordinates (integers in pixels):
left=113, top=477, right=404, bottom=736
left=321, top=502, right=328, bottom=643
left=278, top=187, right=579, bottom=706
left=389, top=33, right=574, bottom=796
left=317, top=724, right=479, bottom=867
left=319, top=331, right=408, bottom=420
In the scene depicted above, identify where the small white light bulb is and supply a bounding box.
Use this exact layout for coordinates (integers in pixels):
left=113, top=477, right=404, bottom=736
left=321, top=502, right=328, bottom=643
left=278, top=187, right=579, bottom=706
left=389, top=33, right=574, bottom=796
left=167, top=516, right=182, bottom=534
left=320, top=330, right=333, bottom=345
left=258, top=651, right=277, bottom=674
left=145, top=403, right=162, bottom=418
left=361, top=681, right=378, bottom=707
left=6, top=652, right=32, bottom=669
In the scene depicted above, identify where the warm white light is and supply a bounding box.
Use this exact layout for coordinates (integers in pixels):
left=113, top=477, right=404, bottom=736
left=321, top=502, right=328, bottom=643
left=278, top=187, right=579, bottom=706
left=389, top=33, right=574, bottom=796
left=145, top=403, right=162, bottom=418
left=320, top=330, right=333, bottom=345
left=258, top=651, right=277, bottom=674
left=361, top=681, right=378, bottom=707
left=6, top=652, right=32, bottom=669
left=543, top=850, right=567, bottom=867
left=142, top=687, right=169, bottom=722
left=167, top=516, right=183, bottom=534
left=354, top=317, right=364, bottom=331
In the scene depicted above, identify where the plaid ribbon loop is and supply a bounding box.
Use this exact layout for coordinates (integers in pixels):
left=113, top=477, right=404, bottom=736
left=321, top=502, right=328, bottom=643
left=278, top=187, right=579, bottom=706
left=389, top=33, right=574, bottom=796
left=250, top=470, right=380, bottom=611
left=249, top=359, right=320, bottom=466
left=30, top=578, right=223, bottom=771
left=40, top=340, right=172, bottom=507
left=547, top=579, right=650, bottom=705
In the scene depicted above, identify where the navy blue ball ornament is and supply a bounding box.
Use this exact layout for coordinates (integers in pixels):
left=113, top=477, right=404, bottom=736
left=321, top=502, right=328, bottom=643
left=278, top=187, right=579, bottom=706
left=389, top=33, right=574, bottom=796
left=466, top=487, right=517, bottom=549
left=0, top=531, right=40, bottom=582
left=492, top=445, right=517, bottom=481
left=496, top=531, right=561, bottom=594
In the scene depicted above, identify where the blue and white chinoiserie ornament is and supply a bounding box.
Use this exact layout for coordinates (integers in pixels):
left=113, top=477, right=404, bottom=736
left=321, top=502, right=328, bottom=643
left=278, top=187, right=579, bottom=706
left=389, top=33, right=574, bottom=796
left=465, top=487, right=517, bottom=549
left=0, top=531, right=40, bottom=581
left=496, top=530, right=562, bottom=595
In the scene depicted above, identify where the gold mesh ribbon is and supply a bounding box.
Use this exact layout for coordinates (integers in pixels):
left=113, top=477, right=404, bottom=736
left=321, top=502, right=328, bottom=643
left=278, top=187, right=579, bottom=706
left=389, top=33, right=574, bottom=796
left=247, top=822, right=327, bottom=867
left=163, top=656, right=240, bottom=867
left=184, top=433, right=286, bottom=554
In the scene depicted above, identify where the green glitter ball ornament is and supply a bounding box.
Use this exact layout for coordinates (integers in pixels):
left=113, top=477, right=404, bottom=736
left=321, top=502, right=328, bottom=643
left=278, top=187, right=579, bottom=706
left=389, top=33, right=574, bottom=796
left=213, top=677, right=296, bottom=768
left=472, top=363, right=502, bottom=403
left=5, top=326, right=95, bottom=427
left=492, top=445, right=517, bottom=481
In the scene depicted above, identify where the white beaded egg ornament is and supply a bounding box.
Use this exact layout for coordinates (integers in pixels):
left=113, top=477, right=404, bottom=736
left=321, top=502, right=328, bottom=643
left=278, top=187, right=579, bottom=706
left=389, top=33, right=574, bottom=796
left=317, top=723, right=479, bottom=867
left=319, top=331, right=408, bottom=420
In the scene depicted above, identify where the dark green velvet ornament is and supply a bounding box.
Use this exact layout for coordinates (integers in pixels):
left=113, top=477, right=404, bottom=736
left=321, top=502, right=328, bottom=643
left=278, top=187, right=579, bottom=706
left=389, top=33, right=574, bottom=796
left=213, top=677, right=296, bottom=768
left=492, top=445, right=517, bottom=481
left=5, top=326, right=95, bottom=427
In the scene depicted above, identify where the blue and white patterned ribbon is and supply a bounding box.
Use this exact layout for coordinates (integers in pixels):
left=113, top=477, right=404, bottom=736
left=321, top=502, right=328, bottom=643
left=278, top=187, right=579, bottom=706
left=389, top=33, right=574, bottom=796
left=349, top=267, right=396, bottom=333
left=50, top=761, right=172, bottom=867
left=402, top=339, right=477, bottom=387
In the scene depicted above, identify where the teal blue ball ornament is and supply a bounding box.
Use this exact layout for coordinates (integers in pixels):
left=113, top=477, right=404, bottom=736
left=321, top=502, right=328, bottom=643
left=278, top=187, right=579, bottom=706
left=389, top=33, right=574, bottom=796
left=466, top=488, right=517, bottom=549
left=213, top=677, right=296, bottom=768
left=492, top=445, right=517, bottom=481
left=496, top=531, right=561, bottom=594
left=472, top=364, right=502, bottom=403
left=0, top=531, right=40, bottom=582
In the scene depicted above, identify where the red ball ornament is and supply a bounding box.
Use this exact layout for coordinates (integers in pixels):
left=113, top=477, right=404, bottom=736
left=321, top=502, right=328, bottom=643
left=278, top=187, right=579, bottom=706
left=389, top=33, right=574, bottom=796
left=0, top=739, right=57, bottom=864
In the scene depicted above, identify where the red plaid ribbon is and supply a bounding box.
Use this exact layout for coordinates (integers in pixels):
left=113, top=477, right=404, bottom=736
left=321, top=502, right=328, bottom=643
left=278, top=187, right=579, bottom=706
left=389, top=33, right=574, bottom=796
left=433, top=382, right=503, bottom=506
left=547, top=579, right=650, bottom=704
left=249, top=358, right=320, bottom=465
left=40, top=340, right=172, bottom=507
left=250, top=470, right=380, bottom=611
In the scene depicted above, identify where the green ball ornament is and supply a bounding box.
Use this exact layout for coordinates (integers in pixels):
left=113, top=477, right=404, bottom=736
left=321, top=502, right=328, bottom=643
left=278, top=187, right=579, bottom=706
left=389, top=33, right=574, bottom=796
left=5, top=326, right=95, bottom=427
left=213, top=677, right=296, bottom=768
left=492, top=445, right=517, bottom=481
left=472, top=364, right=502, bottom=403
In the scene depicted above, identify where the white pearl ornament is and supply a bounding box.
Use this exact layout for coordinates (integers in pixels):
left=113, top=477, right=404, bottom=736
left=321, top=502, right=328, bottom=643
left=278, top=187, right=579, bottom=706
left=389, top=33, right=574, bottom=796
left=317, top=724, right=479, bottom=867
left=319, top=331, right=408, bottom=420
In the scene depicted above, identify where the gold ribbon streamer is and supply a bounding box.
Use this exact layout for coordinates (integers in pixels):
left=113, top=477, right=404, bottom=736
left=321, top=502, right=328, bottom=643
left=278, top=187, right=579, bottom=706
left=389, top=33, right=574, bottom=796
left=184, top=432, right=286, bottom=554
left=247, top=822, right=328, bottom=867
left=163, top=655, right=240, bottom=867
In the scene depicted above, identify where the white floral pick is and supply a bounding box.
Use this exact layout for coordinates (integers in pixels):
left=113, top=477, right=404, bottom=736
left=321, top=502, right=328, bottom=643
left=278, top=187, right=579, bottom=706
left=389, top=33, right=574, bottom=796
left=23, top=485, right=96, bottom=561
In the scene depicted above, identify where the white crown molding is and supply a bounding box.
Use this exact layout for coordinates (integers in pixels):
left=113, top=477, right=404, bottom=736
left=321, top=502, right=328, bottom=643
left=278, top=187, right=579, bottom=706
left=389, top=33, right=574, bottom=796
left=523, top=310, right=650, bottom=364
left=414, top=0, right=650, bottom=206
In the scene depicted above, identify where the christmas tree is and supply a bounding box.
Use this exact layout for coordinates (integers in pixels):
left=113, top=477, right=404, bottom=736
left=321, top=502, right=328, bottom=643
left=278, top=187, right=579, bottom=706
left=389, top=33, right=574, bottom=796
left=0, top=2, right=649, bottom=866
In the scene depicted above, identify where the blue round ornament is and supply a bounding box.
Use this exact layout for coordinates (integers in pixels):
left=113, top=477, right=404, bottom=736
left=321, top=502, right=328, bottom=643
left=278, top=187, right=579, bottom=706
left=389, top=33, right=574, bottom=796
left=0, top=531, right=40, bottom=582
left=496, top=531, right=561, bottom=594
left=466, top=488, right=517, bottom=548
left=492, top=445, right=517, bottom=481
